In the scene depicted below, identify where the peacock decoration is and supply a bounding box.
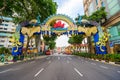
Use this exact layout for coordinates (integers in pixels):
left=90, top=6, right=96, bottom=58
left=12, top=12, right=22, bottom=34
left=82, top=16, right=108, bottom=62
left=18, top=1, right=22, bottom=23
left=9, top=32, right=22, bottom=52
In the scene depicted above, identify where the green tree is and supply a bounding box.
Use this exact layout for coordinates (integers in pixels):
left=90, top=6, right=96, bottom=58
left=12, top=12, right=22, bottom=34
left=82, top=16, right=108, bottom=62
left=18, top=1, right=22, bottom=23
left=0, top=0, right=6, bottom=24
left=0, top=47, right=11, bottom=55
left=75, top=7, right=107, bottom=54
left=68, top=34, right=84, bottom=44
left=1, top=0, right=57, bottom=23
left=89, top=7, right=107, bottom=23
left=48, top=41, right=56, bottom=50
left=43, top=34, right=57, bottom=50
left=68, top=37, right=74, bottom=44
left=1, top=0, right=57, bottom=53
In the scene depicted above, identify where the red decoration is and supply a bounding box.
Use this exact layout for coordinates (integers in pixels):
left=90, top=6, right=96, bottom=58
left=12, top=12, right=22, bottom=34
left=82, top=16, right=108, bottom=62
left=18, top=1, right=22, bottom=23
left=53, top=21, right=65, bottom=28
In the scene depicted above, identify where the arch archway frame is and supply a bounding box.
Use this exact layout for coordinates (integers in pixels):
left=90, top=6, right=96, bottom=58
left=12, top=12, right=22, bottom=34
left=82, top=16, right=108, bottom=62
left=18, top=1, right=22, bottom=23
left=11, top=14, right=109, bottom=55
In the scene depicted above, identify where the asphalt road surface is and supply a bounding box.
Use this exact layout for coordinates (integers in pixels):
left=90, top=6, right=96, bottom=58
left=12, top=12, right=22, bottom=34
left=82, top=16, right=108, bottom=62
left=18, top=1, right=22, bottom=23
left=0, top=54, right=120, bottom=80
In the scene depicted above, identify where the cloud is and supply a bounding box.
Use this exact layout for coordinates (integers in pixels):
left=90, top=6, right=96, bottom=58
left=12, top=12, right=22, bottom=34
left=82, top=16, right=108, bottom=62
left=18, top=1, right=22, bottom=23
left=56, top=0, right=84, bottom=19
left=55, top=35, right=70, bottom=47
left=53, top=0, right=84, bottom=47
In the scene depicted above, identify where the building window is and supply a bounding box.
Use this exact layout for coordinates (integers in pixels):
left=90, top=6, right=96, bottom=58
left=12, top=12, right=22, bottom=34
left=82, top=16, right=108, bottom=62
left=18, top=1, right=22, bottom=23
left=0, top=24, right=4, bottom=26
left=107, top=0, right=113, bottom=4
left=109, top=26, right=118, bottom=37
left=101, top=2, right=105, bottom=7
left=5, top=24, right=8, bottom=26
left=96, top=0, right=98, bottom=5
left=0, top=28, right=3, bottom=29
left=88, top=2, right=95, bottom=15
left=4, top=28, right=7, bottom=30
left=0, top=45, right=4, bottom=47
left=107, top=0, right=120, bottom=16
left=0, top=40, right=5, bottom=42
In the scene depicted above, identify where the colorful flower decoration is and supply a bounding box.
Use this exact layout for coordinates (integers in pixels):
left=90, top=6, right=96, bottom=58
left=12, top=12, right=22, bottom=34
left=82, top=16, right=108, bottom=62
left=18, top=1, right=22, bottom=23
left=53, top=21, right=65, bottom=28
left=9, top=32, right=22, bottom=52
left=97, top=32, right=110, bottom=52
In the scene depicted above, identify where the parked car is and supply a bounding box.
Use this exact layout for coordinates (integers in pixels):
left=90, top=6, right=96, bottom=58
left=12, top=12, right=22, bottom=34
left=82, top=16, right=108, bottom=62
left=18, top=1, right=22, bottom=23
left=45, top=50, right=51, bottom=55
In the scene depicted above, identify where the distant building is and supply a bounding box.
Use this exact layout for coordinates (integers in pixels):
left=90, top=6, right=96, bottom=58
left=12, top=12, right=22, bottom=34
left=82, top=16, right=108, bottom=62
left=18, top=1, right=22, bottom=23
left=0, top=16, right=16, bottom=48
left=83, top=0, right=120, bottom=53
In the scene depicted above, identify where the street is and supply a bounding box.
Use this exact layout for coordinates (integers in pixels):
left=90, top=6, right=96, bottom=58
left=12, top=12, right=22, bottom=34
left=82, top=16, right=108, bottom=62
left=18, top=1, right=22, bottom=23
left=0, top=54, right=120, bottom=80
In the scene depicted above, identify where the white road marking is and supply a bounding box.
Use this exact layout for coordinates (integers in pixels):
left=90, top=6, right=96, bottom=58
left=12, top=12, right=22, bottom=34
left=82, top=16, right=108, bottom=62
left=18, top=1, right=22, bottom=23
left=58, top=57, right=60, bottom=60
left=117, top=71, right=120, bottom=73
left=0, top=69, right=12, bottom=74
left=0, top=68, right=20, bottom=74
left=34, top=68, right=44, bottom=77
left=100, top=65, right=108, bottom=69
left=74, top=68, right=83, bottom=77
left=67, top=60, right=69, bottom=63
left=91, top=63, right=96, bottom=65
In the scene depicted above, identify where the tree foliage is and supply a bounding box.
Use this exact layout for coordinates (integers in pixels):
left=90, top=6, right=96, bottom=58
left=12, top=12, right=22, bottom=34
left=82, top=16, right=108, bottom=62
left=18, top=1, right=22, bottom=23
left=43, top=34, right=57, bottom=49
left=75, top=7, right=107, bottom=26
left=0, top=0, right=57, bottom=23
left=0, top=47, right=11, bottom=54
left=48, top=41, right=56, bottom=50
left=68, top=34, right=84, bottom=44
left=89, top=7, right=107, bottom=23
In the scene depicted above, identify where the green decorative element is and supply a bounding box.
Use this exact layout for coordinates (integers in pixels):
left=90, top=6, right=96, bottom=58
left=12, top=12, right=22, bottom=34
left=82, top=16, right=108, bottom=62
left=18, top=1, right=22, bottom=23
left=74, top=53, right=120, bottom=62
left=10, top=32, right=22, bottom=52
left=0, top=54, right=5, bottom=62
left=13, top=32, right=20, bottom=42
left=97, top=32, right=110, bottom=52
left=7, top=55, right=13, bottom=61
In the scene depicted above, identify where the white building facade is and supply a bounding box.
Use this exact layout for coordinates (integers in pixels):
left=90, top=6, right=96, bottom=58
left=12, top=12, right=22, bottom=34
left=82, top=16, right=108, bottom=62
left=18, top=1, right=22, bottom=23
left=0, top=16, right=16, bottom=48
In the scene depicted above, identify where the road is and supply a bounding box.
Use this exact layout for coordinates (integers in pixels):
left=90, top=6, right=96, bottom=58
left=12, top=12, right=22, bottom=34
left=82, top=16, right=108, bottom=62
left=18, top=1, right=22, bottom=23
left=0, top=54, right=120, bottom=80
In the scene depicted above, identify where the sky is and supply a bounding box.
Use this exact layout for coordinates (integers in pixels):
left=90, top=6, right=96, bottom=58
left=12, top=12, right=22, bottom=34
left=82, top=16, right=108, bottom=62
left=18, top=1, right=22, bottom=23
left=54, top=0, right=84, bottom=19
left=54, top=0, right=84, bottom=47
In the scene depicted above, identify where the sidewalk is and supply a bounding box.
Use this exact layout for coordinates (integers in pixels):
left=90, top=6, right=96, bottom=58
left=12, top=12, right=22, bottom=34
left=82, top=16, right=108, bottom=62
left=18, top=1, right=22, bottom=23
left=0, top=55, right=47, bottom=67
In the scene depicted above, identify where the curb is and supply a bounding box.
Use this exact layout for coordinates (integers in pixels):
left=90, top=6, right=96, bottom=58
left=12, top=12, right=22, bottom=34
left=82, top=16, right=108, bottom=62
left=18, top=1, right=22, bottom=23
left=0, top=56, right=47, bottom=67
left=92, top=59, right=120, bottom=67
left=75, top=55, right=120, bottom=67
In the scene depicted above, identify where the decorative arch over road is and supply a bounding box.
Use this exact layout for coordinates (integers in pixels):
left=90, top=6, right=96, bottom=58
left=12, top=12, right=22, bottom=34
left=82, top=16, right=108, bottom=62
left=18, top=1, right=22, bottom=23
left=42, top=14, right=75, bottom=27
left=10, top=14, right=109, bottom=56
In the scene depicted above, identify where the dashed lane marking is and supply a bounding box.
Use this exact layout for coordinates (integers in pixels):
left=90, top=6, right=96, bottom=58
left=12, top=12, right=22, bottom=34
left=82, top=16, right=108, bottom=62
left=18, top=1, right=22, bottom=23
left=0, top=68, right=21, bottom=74
left=117, top=71, right=120, bottom=73
left=74, top=68, right=83, bottom=77
left=34, top=68, right=44, bottom=77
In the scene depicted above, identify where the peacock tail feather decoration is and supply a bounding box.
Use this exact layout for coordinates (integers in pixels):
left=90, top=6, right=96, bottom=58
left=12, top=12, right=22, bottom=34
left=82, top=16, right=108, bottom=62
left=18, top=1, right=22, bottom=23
left=96, top=32, right=110, bottom=52
left=9, top=32, right=22, bottom=52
